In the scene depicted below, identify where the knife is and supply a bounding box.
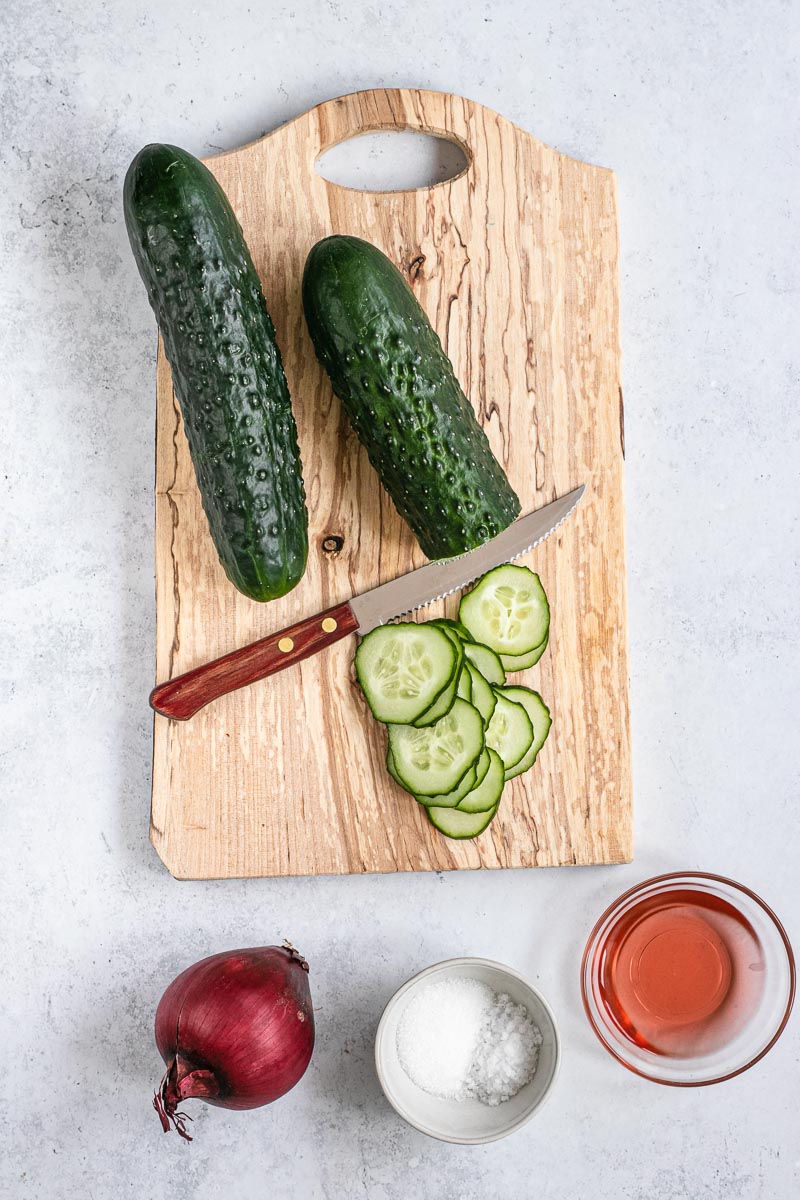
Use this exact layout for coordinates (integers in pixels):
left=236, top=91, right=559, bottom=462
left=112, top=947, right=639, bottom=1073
left=150, top=485, right=585, bottom=720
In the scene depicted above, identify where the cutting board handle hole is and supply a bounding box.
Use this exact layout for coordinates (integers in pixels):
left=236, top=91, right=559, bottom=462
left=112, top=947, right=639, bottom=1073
left=314, top=131, right=470, bottom=193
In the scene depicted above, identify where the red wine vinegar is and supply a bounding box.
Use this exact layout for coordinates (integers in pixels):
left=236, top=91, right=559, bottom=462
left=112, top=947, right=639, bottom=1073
left=597, top=887, right=766, bottom=1057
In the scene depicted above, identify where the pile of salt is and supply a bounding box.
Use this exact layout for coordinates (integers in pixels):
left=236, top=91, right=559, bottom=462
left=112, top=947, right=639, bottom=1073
left=396, top=975, right=542, bottom=1106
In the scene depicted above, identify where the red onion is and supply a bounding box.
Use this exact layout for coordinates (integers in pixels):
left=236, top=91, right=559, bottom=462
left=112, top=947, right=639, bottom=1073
left=153, top=941, right=314, bottom=1140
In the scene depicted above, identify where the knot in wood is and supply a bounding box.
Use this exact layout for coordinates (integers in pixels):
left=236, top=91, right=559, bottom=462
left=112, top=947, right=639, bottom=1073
left=321, top=534, right=345, bottom=556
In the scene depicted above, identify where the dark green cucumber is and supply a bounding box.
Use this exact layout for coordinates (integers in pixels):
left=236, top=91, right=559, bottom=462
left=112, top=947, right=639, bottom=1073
left=124, top=144, right=308, bottom=601
left=302, top=235, right=521, bottom=559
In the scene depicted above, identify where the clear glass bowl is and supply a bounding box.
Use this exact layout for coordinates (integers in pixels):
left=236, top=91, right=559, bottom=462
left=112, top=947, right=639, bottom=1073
left=581, top=872, right=795, bottom=1085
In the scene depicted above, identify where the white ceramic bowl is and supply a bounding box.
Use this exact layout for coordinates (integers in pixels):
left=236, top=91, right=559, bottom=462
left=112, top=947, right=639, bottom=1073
left=374, top=957, right=561, bottom=1144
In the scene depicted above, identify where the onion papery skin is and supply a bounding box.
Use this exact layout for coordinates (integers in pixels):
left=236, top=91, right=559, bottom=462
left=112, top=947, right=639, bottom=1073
left=154, top=943, right=314, bottom=1138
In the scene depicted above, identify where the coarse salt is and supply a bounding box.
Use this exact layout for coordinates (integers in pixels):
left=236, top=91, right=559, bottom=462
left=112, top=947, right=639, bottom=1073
left=396, top=975, right=543, bottom=1106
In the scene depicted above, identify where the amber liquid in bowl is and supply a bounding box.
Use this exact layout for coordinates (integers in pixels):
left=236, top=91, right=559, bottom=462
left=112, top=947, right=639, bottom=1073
left=597, top=887, right=766, bottom=1057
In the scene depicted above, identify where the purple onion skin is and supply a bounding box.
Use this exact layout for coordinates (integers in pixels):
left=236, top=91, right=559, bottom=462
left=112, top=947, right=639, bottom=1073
left=154, top=943, right=314, bottom=1137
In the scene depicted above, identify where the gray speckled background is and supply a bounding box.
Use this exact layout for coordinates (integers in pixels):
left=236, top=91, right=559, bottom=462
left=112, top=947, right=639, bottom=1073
left=2, top=1, right=799, bottom=1196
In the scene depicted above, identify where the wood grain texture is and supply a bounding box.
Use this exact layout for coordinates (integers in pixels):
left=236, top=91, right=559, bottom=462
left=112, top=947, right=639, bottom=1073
left=150, top=88, right=632, bottom=879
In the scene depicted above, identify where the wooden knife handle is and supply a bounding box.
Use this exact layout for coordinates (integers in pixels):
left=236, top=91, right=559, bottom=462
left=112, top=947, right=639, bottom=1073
left=150, top=601, right=360, bottom=721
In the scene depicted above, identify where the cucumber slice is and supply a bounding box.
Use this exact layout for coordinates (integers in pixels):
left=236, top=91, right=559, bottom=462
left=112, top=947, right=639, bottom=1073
left=413, top=686, right=457, bottom=727
left=412, top=671, right=458, bottom=726
left=427, top=802, right=499, bottom=839
left=500, top=632, right=549, bottom=672
left=412, top=626, right=465, bottom=726
left=460, top=564, right=550, bottom=657
left=470, top=747, right=492, bottom=789
left=431, top=617, right=473, bottom=641
left=414, top=758, right=478, bottom=808
left=456, top=748, right=505, bottom=814
left=495, top=687, right=552, bottom=780
left=355, top=623, right=457, bottom=724
left=484, top=691, right=534, bottom=772
left=388, top=699, right=484, bottom=796
left=464, top=662, right=498, bottom=724
left=415, top=746, right=492, bottom=808
left=429, top=621, right=466, bottom=655
left=386, top=748, right=408, bottom=790
left=462, top=641, right=506, bottom=686
left=430, top=624, right=471, bottom=707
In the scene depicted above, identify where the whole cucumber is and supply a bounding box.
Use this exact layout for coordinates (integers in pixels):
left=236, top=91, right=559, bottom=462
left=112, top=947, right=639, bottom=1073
left=302, top=235, right=520, bottom=560
left=124, top=144, right=308, bottom=602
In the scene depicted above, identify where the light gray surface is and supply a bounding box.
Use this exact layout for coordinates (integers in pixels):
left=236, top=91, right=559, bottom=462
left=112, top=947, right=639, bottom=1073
left=2, top=1, right=798, bottom=1196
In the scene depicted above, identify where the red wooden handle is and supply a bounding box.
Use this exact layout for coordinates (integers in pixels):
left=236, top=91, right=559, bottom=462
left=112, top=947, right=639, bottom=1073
left=150, top=601, right=359, bottom=721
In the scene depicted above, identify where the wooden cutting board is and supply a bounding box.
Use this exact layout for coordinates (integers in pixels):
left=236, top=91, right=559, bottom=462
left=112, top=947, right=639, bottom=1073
left=150, top=88, right=631, bottom=880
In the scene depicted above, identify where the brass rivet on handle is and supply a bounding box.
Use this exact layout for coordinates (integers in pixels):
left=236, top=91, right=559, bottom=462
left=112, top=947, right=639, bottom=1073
left=278, top=637, right=294, bottom=653
left=321, top=617, right=337, bottom=633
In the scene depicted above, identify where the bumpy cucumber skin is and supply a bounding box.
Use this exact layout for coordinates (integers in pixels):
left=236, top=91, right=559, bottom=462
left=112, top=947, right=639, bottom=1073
left=302, top=236, right=521, bottom=560
left=124, top=144, right=308, bottom=601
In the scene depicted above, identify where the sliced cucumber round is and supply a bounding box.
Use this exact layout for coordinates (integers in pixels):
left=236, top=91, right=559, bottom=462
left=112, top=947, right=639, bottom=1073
left=495, top=687, right=552, bottom=780
left=413, top=747, right=490, bottom=808
left=386, top=748, right=407, bottom=790
left=500, top=632, right=549, bottom=673
left=460, top=564, right=550, bottom=657
left=412, top=670, right=458, bottom=726
left=462, top=640, right=506, bottom=686
left=456, top=747, right=505, bottom=814
left=429, top=620, right=465, bottom=656
left=412, top=626, right=465, bottom=726
left=427, top=802, right=499, bottom=840
left=431, top=617, right=473, bottom=642
left=456, top=665, right=473, bottom=703
left=388, top=698, right=484, bottom=797
left=465, top=662, right=498, bottom=724
left=470, top=747, right=492, bottom=788
left=355, top=623, right=457, bottom=725
left=484, top=691, right=534, bottom=773
left=414, top=759, right=478, bottom=809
